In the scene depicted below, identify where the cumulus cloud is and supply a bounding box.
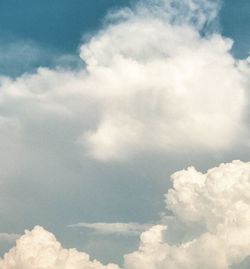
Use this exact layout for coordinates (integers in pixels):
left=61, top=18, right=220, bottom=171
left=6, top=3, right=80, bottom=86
left=75, top=0, right=247, bottom=161
left=2, top=161, right=250, bottom=268
left=0, top=226, right=120, bottom=269
left=80, top=20, right=246, bottom=160
left=0, top=0, right=247, bottom=164
left=69, top=222, right=149, bottom=236
left=0, top=0, right=250, bottom=267
left=125, top=160, right=250, bottom=269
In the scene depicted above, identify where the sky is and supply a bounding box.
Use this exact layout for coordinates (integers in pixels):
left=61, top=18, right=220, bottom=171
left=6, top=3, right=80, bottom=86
left=0, top=0, right=250, bottom=268
left=0, top=0, right=249, bottom=77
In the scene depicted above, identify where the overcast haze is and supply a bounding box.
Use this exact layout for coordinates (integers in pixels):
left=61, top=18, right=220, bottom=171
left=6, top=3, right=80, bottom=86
left=0, top=0, right=250, bottom=268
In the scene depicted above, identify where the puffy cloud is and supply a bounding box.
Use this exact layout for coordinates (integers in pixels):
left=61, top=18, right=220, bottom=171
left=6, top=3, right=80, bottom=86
left=2, top=161, right=250, bottom=269
left=76, top=0, right=247, bottom=161
left=0, top=0, right=247, bottom=164
left=69, top=222, right=149, bottom=236
left=125, top=160, right=250, bottom=269
left=0, top=226, right=120, bottom=269
left=80, top=20, right=246, bottom=160
left=166, top=160, right=250, bottom=230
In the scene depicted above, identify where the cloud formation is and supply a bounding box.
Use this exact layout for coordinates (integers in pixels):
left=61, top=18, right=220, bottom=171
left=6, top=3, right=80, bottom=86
left=0, top=226, right=120, bottom=269
left=125, top=160, right=250, bottom=269
left=69, top=222, right=148, bottom=236
left=80, top=19, right=246, bottom=160
left=1, top=161, right=250, bottom=268
left=0, top=0, right=247, bottom=164
left=0, top=0, right=250, bottom=268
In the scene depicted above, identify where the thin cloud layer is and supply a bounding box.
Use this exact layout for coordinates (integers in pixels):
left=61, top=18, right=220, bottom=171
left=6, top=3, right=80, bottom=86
left=1, top=161, right=250, bottom=268
left=0, top=234, right=20, bottom=244
left=0, top=0, right=247, bottom=164
left=69, top=222, right=148, bottom=236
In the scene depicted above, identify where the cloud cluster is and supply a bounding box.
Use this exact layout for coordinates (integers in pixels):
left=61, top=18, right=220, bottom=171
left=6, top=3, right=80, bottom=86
left=1, top=161, right=250, bottom=268
left=125, top=160, right=250, bottom=269
left=0, top=226, right=120, bottom=269
left=0, top=0, right=247, bottom=165
left=0, top=0, right=249, bottom=267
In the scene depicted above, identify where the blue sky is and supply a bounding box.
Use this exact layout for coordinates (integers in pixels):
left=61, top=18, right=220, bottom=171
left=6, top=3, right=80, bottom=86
left=0, top=0, right=130, bottom=52
left=0, top=0, right=133, bottom=76
left=0, top=1, right=250, bottom=268
left=0, top=0, right=249, bottom=77
left=220, top=0, right=250, bottom=58
left=0, top=0, right=248, bottom=56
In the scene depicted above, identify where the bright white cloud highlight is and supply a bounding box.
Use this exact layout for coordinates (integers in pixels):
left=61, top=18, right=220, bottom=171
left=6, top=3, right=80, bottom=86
left=1, top=161, right=250, bottom=268
left=80, top=20, right=246, bottom=160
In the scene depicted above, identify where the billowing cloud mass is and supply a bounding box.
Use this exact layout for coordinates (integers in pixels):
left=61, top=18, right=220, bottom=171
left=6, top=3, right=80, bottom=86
left=125, top=160, right=250, bottom=269
left=0, top=0, right=248, bottom=163
left=1, top=160, right=250, bottom=268
left=0, top=226, right=120, bottom=269
left=80, top=20, right=245, bottom=160
left=0, top=0, right=250, bottom=268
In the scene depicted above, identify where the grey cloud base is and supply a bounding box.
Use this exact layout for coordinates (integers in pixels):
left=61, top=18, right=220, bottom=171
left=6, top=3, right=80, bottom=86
left=1, top=161, right=250, bottom=269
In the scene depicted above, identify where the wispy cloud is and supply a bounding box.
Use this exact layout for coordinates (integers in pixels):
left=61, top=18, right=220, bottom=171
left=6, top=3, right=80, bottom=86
left=0, top=233, right=20, bottom=244
left=69, top=222, right=149, bottom=236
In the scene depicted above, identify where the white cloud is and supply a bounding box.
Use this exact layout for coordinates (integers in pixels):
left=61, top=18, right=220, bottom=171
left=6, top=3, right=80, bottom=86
left=69, top=222, right=149, bottom=236
left=77, top=0, right=248, bottom=160
left=0, top=0, right=247, bottom=164
left=0, top=226, right=120, bottom=269
left=0, top=0, right=249, bottom=267
left=125, top=160, right=250, bottom=269
left=2, top=161, right=250, bottom=268
left=80, top=19, right=246, bottom=160
left=166, top=160, right=250, bottom=230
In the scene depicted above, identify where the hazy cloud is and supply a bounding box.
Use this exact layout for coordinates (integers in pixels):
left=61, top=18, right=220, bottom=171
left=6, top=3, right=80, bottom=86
left=69, top=222, right=149, bottom=236
left=0, top=234, right=20, bottom=244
